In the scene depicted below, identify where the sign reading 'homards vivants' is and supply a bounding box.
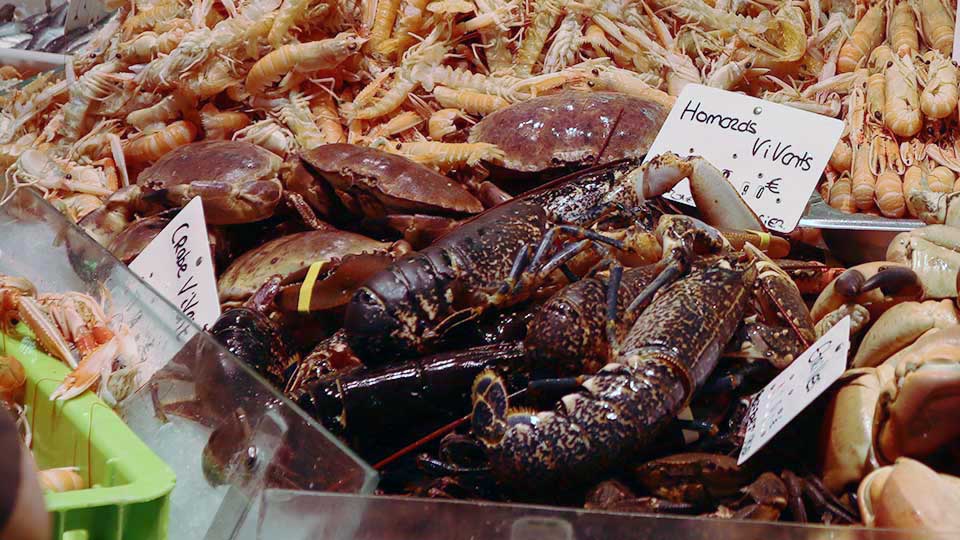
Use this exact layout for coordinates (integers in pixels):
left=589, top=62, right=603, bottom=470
left=644, top=84, right=843, bottom=233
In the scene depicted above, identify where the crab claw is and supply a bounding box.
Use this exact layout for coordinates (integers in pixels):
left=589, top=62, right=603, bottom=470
left=858, top=458, right=960, bottom=533
left=811, top=262, right=920, bottom=322
left=877, top=357, right=960, bottom=462
left=853, top=300, right=959, bottom=368
left=909, top=191, right=960, bottom=227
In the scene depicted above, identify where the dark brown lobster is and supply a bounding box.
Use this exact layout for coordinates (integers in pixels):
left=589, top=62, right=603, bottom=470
left=337, top=152, right=764, bottom=363
left=470, top=231, right=815, bottom=492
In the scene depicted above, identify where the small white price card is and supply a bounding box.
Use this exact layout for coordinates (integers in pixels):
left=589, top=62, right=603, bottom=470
left=645, top=84, right=844, bottom=233
left=129, top=197, right=221, bottom=338
left=737, top=316, right=851, bottom=465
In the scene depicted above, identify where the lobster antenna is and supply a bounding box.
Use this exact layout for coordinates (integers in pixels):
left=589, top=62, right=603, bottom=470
left=594, top=107, right=625, bottom=165
left=373, top=389, right=526, bottom=470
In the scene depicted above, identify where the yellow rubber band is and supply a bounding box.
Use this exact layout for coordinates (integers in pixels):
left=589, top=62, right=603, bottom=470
left=746, top=229, right=771, bottom=251
left=298, top=262, right=324, bottom=313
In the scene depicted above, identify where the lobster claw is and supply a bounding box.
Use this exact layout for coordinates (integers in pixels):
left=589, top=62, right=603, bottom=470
left=626, top=215, right=729, bottom=314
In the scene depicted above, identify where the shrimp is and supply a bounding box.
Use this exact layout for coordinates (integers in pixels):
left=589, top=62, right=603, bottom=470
left=123, top=121, right=198, bottom=164
left=279, top=91, right=327, bottom=150
left=851, top=144, right=876, bottom=210
left=233, top=119, right=296, bottom=157
left=471, top=0, right=516, bottom=72
left=828, top=171, right=856, bottom=213
left=830, top=138, right=853, bottom=173
left=915, top=0, right=954, bottom=56
left=889, top=0, right=918, bottom=57
left=872, top=45, right=921, bottom=138
left=386, top=0, right=433, bottom=57
left=875, top=170, right=906, bottom=217
left=514, top=0, right=563, bottom=77
left=246, top=32, right=367, bottom=95
left=38, top=468, right=85, bottom=493
left=120, top=29, right=185, bottom=65
left=578, top=64, right=676, bottom=108
left=433, top=86, right=509, bottom=115
left=200, top=103, right=250, bottom=140
left=366, top=111, right=423, bottom=139
left=61, top=62, right=120, bottom=142
left=369, top=0, right=402, bottom=54
left=126, top=94, right=189, bottom=132
left=837, top=3, right=884, bottom=73
left=6, top=151, right=113, bottom=199
left=865, top=72, right=885, bottom=124
left=351, top=28, right=449, bottom=120
left=542, top=13, right=584, bottom=73
left=919, top=50, right=958, bottom=120
left=312, top=93, right=346, bottom=144
left=428, top=108, right=461, bottom=140
left=269, top=0, right=321, bottom=48
left=383, top=140, right=504, bottom=171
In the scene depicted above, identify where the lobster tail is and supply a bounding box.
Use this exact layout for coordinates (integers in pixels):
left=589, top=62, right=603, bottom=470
left=471, top=370, right=509, bottom=447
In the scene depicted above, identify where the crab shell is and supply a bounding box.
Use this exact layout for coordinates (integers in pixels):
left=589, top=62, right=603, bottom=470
left=298, top=144, right=484, bottom=217
left=632, top=453, right=753, bottom=505
left=877, top=357, right=960, bottom=462
left=820, top=366, right=890, bottom=494
left=468, top=92, right=671, bottom=172
left=858, top=458, right=960, bottom=533
left=217, top=229, right=411, bottom=312
left=138, top=140, right=283, bottom=225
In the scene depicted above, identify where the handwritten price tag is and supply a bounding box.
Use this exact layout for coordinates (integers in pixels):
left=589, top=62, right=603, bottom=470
left=129, top=197, right=221, bottom=338
left=644, top=85, right=843, bottom=233
left=737, top=316, right=850, bottom=465
left=954, top=21, right=960, bottom=62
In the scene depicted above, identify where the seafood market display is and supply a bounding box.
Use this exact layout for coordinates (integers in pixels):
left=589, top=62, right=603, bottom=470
left=4, top=0, right=960, bottom=536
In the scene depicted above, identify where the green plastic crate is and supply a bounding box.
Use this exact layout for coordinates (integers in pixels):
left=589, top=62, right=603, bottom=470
left=3, top=333, right=176, bottom=540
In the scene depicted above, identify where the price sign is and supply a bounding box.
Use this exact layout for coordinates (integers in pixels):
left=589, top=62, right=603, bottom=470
left=954, top=21, right=960, bottom=62
left=644, top=84, right=844, bottom=233
left=129, top=197, right=221, bottom=338
left=738, top=316, right=851, bottom=465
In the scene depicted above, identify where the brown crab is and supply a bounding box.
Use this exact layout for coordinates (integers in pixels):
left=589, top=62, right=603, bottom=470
left=80, top=140, right=314, bottom=246
left=217, top=227, right=411, bottom=313
left=468, top=92, right=671, bottom=175
left=105, top=209, right=230, bottom=270
left=297, top=144, right=484, bottom=247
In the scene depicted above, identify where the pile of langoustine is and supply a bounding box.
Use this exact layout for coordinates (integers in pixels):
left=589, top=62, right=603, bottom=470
left=2, top=0, right=949, bottom=222
left=820, top=0, right=960, bottom=222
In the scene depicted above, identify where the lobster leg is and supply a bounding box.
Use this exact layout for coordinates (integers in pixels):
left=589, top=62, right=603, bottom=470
left=503, top=224, right=627, bottom=294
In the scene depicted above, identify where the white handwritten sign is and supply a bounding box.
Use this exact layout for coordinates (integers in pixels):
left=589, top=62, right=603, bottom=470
left=953, top=21, right=960, bottom=62
left=129, top=197, right=221, bottom=338
left=737, top=316, right=850, bottom=465
left=644, top=84, right=844, bottom=233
